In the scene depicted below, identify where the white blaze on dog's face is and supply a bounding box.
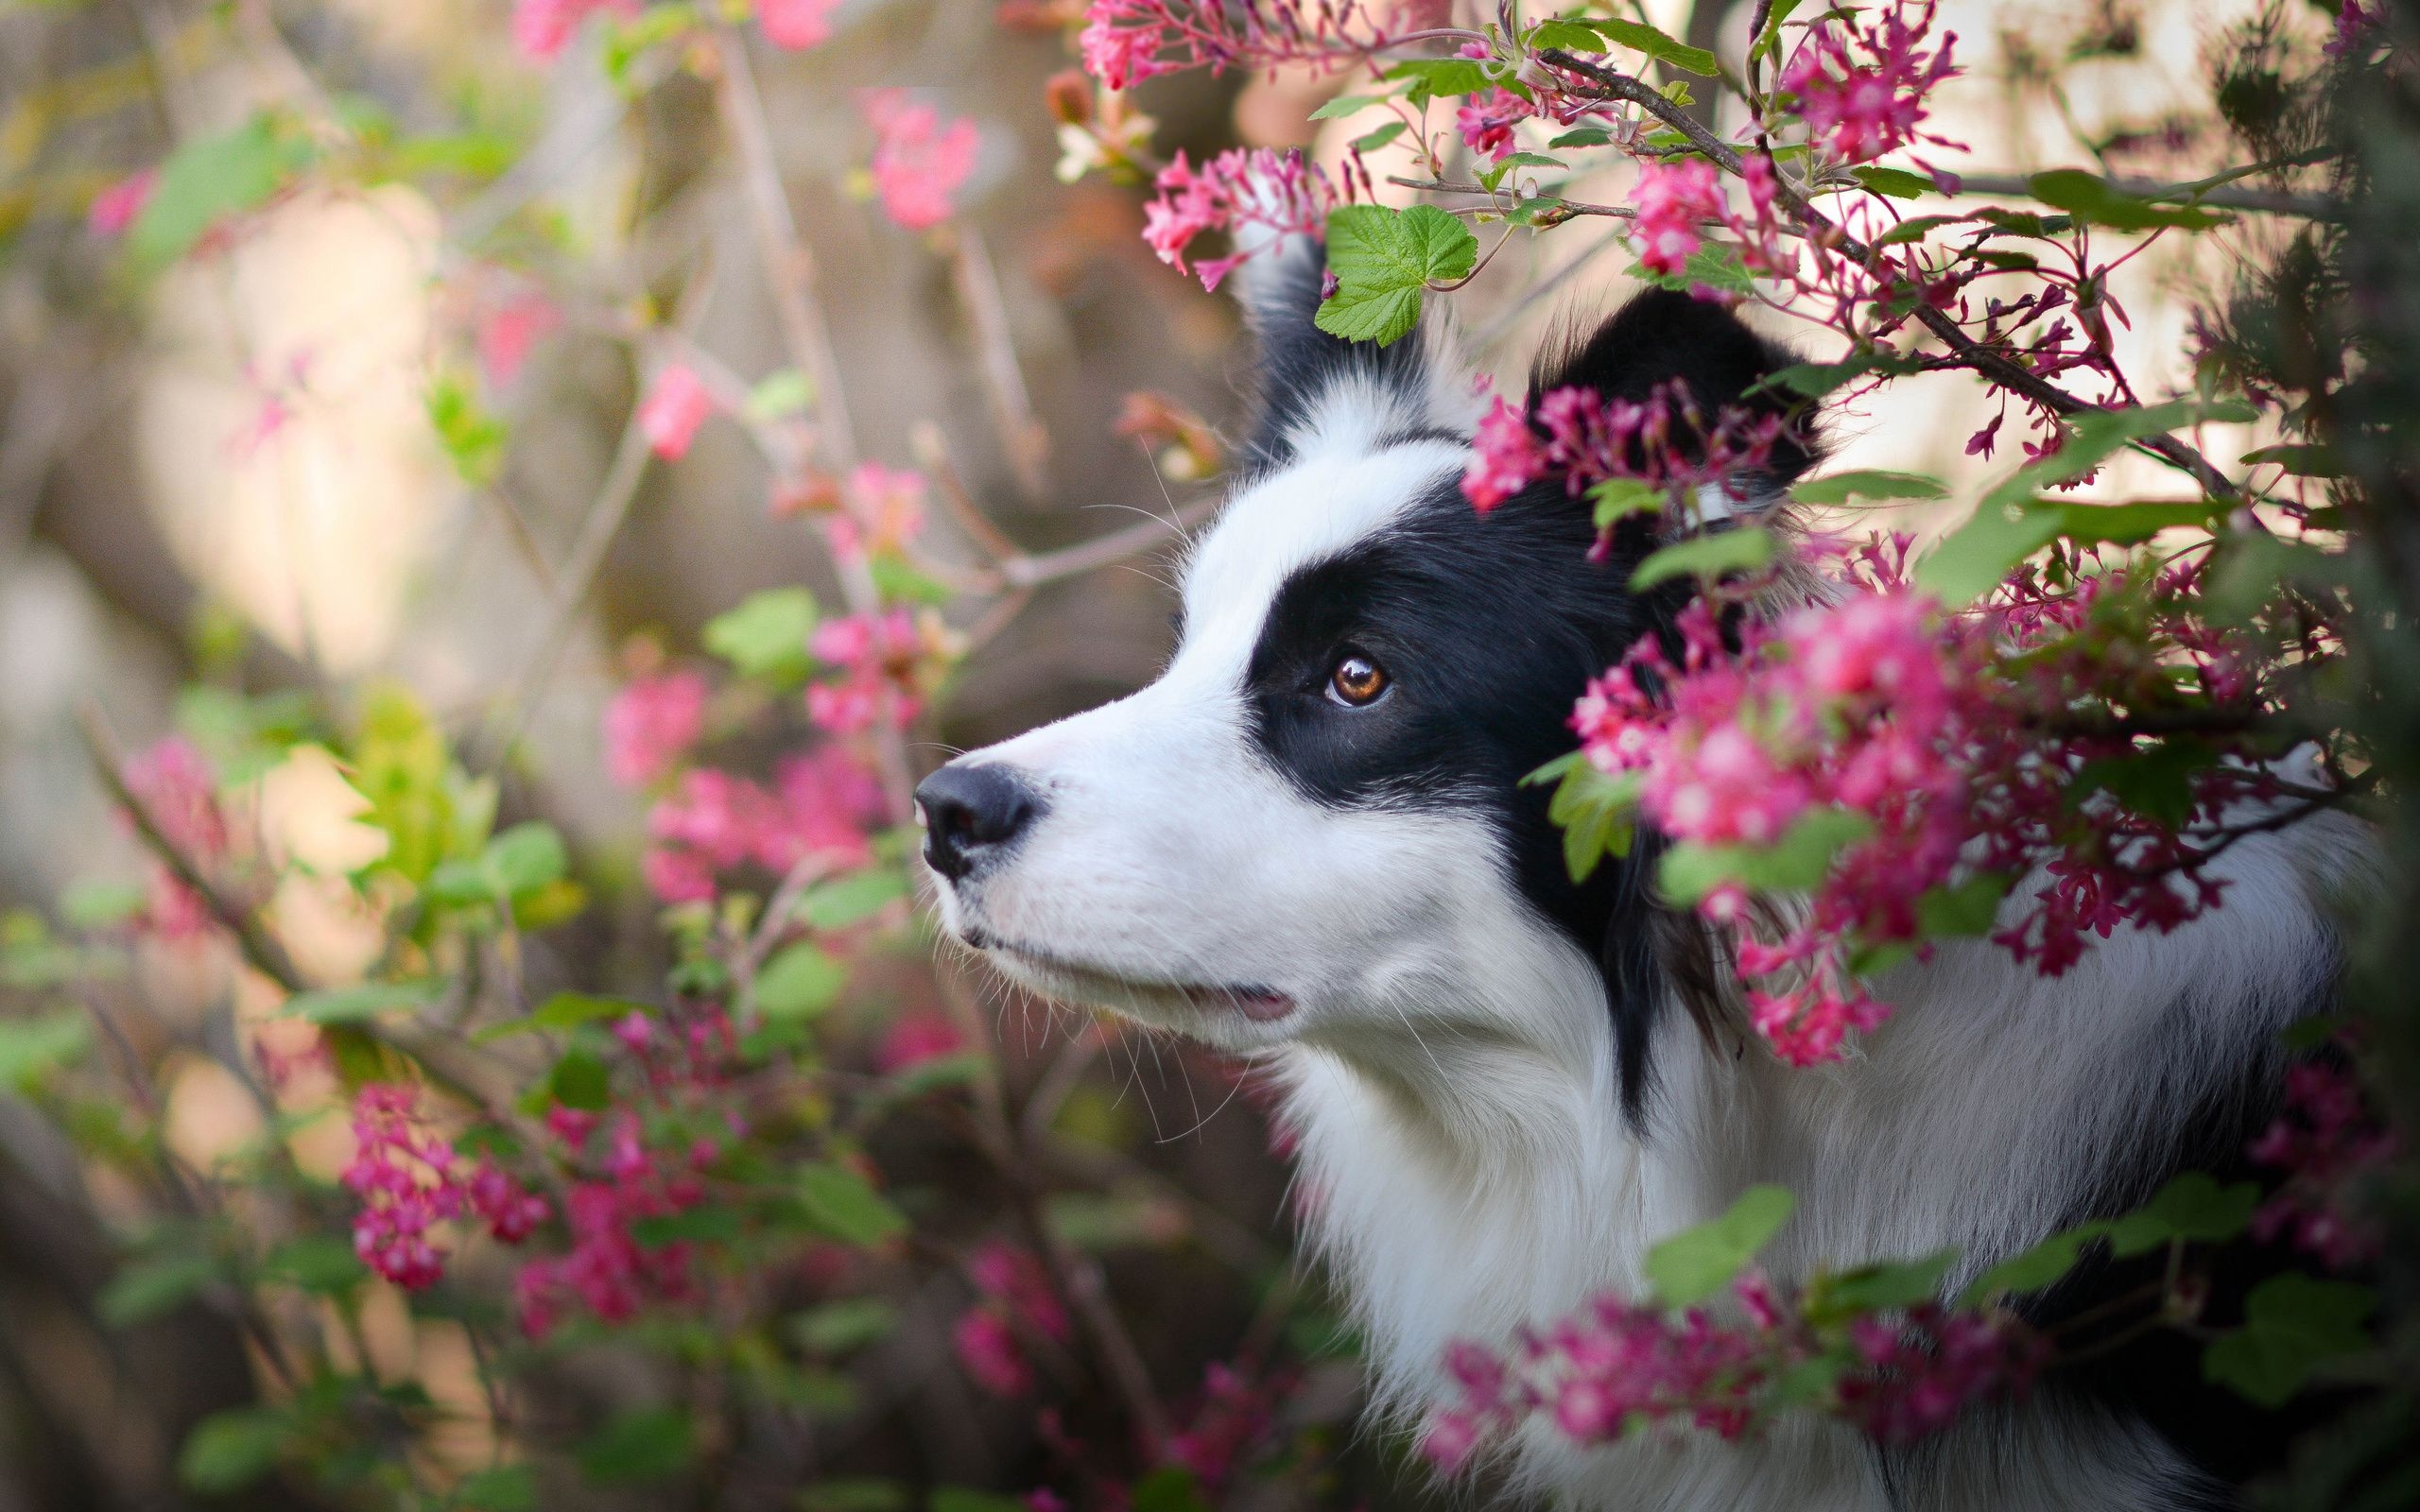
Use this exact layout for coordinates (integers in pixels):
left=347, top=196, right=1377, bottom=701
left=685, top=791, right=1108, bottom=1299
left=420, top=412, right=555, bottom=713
left=918, top=246, right=1811, bottom=1081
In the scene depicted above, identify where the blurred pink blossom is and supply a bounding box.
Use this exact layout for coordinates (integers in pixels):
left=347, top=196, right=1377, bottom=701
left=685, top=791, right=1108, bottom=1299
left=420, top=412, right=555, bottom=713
left=639, top=364, right=716, bottom=460
left=87, top=169, right=158, bottom=238
left=862, top=91, right=979, bottom=232
left=759, top=0, right=842, bottom=48
left=603, top=670, right=708, bottom=788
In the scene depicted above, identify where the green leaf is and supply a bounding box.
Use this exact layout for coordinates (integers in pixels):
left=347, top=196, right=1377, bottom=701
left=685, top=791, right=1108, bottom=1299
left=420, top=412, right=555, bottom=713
left=799, top=869, right=912, bottom=930
left=743, top=369, right=815, bottom=421
left=1872, top=213, right=1967, bottom=247
left=631, top=1207, right=741, bottom=1246
left=475, top=990, right=652, bottom=1044
left=1310, top=93, right=1396, bottom=120
left=1528, top=18, right=1606, bottom=50
left=1629, top=524, right=1775, bottom=590
left=704, top=587, right=820, bottom=685
left=1913, top=872, right=2013, bottom=937
left=1536, top=757, right=1641, bottom=884
left=789, top=1297, right=898, bottom=1355
left=1582, top=16, right=1720, bottom=75
left=100, top=1252, right=221, bottom=1327
left=0, top=1009, right=91, bottom=1092
left=1628, top=242, right=1754, bottom=297
left=1753, top=0, right=1806, bottom=61
left=426, top=372, right=508, bottom=486
left=1351, top=121, right=1409, bottom=153
left=429, top=823, right=567, bottom=905
left=1789, top=470, right=1947, bottom=507
left=1851, top=165, right=1935, bottom=198
left=2204, top=1274, right=2377, bottom=1408
left=130, top=115, right=316, bottom=272
left=1750, top=350, right=1917, bottom=401
left=1548, top=126, right=1616, bottom=149
left=756, top=942, right=849, bottom=1021
left=2069, top=736, right=2217, bottom=831
left=545, top=1047, right=612, bottom=1112
left=1656, top=809, right=1873, bottom=906
left=2108, top=1172, right=2261, bottom=1257
left=60, top=879, right=149, bottom=929
left=1960, top=1222, right=2111, bottom=1305
left=578, top=1407, right=693, bottom=1484
left=284, top=979, right=441, bottom=1026
left=1589, top=477, right=1664, bottom=530
left=803, top=1480, right=912, bottom=1512
left=1815, top=1249, right=1958, bottom=1317
left=2241, top=443, right=2342, bottom=477
left=1130, top=1468, right=1212, bottom=1512
left=1645, top=1185, right=1796, bottom=1306
left=1914, top=496, right=2067, bottom=606
left=797, top=1162, right=908, bottom=1246
left=1381, top=58, right=1493, bottom=103
left=2028, top=168, right=2230, bottom=232
left=265, top=1235, right=369, bottom=1295
left=1316, top=204, right=1479, bottom=348
left=178, top=1406, right=289, bottom=1494
left=929, top=1491, right=1029, bottom=1512
left=455, top=1465, right=539, bottom=1512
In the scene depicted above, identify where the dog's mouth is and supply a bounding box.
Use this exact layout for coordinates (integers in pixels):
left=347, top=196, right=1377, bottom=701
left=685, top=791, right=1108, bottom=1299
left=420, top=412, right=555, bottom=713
left=965, top=927, right=1298, bottom=1024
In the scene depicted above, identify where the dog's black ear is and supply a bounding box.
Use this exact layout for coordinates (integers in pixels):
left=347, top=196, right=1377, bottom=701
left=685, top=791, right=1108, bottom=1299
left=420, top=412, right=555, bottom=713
left=1231, top=235, right=1481, bottom=474
left=1530, top=289, right=1818, bottom=506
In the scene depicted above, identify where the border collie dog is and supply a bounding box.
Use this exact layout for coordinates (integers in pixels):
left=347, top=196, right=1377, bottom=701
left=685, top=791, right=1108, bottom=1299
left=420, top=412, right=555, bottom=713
left=917, top=239, right=2354, bottom=1510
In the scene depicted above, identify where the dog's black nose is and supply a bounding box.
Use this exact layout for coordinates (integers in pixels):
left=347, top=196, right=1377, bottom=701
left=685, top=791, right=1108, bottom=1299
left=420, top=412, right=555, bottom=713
left=915, top=763, right=1044, bottom=882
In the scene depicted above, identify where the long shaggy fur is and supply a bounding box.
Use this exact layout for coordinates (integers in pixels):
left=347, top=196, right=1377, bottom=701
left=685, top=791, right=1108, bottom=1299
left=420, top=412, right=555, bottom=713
left=918, top=238, right=2363, bottom=1510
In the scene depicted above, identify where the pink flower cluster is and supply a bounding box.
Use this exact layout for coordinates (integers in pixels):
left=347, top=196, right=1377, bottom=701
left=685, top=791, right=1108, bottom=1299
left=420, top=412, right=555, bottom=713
left=1632, top=160, right=1728, bottom=279
left=952, top=1242, right=1072, bottom=1398
left=512, top=1006, right=737, bottom=1335
left=604, top=670, right=708, bottom=789
left=1167, top=1361, right=1288, bottom=1490
left=807, top=609, right=930, bottom=733
left=343, top=1085, right=548, bottom=1290
left=2250, top=1061, right=2394, bottom=1269
left=828, top=462, right=928, bottom=564
left=1775, top=0, right=1959, bottom=165
left=119, top=737, right=228, bottom=938
left=862, top=91, right=980, bottom=232
left=1461, top=378, right=1787, bottom=541
left=1422, top=1274, right=2040, bottom=1469
left=643, top=747, right=882, bottom=902
left=1569, top=541, right=2274, bottom=1065
left=1142, top=147, right=1338, bottom=293
left=759, top=0, right=841, bottom=49
left=1456, top=88, right=1536, bottom=164
left=1077, top=0, right=1396, bottom=91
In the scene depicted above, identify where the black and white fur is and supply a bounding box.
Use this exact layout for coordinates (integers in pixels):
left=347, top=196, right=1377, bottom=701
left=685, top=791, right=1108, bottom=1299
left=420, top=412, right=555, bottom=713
left=917, top=239, right=2361, bottom=1510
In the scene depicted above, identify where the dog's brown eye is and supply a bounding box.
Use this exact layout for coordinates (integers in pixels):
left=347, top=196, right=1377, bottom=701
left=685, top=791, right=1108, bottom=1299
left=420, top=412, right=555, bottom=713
left=1326, top=653, right=1390, bottom=708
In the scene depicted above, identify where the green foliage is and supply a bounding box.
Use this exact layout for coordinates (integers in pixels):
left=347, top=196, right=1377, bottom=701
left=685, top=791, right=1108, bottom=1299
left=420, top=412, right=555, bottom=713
left=427, top=371, right=509, bottom=485
left=1315, top=204, right=1479, bottom=347
left=578, top=1406, right=694, bottom=1483
left=177, top=1405, right=289, bottom=1494
left=0, top=1009, right=90, bottom=1092
left=2027, top=168, right=2231, bottom=231
left=1656, top=810, right=1873, bottom=906
left=1645, top=1185, right=1795, bottom=1306
left=1789, top=470, right=1947, bottom=507
left=704, top=587, right=820, bottom=685
left=788, top=1297, right=898, bottom=1356
left=1538, top=15, right=1719, bottom=76
left=1379, top=58, right=1493, bottom=105
left=1959, top=1222, right=2111, bottom=1306
left=98, top=1251, right=221, bottom=1327
left=129, top=114, right=315, bottom=272
left=755, top=941, right=849, bottom=1021
left=1626, top=242, right=1754, bottom=297
left=1850, top=165, right=1934, bottom=198
left=2107, top=1172, right=2261, bottom=1257
left=1528, top=751, right=1641, bottom=884
left=284, top=979, right=441, bottom=1025
left=795, top=1162, right=908, bottom=1246
left=2204, top=1275, right=2377, bottom=1409
left=1629, top=524, right=1776, bottom=590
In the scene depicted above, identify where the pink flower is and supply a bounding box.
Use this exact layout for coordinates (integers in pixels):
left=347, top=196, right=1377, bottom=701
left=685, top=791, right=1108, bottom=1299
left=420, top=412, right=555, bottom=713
left=861, top=91, right=980, bottom=232
left=759, top=0, right=841, bottom=49
left=1142, top=147, right=1334, bottom=293
left=1776, top=0, right=1959, bottom=165
left=1456, top=89, right=1533, bottom=163
left=477, top=292, right=559, bottom=387
left=953, top=1308, right=1033, bottom=1397
left=638, top=364, right=715, bottom=460
left=88, top=169, right=158, bottom=238
left=1462, top=393, right=1547, bottom=512
left=968, top=1242, right=1070, bottom=1343
left=829, top=463, right=927, bottom=562
left=511, top=0, right=632, bottom=60
left=1631, top=160, right=1726, bottom=279
left=876, top=1011, right=965, bottom=1074
left=1078, top=0, right=1177, bottom=90
left=640, top=749, right=880, bottom=901
left=603, top=671, right=708, bottom=788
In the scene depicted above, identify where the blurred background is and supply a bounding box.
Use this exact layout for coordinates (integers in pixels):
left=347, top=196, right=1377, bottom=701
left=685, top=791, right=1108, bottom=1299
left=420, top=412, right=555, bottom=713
left=0, top=0, right=2325, bottom=1505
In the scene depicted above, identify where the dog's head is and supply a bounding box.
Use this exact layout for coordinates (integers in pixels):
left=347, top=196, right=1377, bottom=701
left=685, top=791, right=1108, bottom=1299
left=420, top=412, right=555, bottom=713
left=920, top=240, right=1810, bottom=1095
